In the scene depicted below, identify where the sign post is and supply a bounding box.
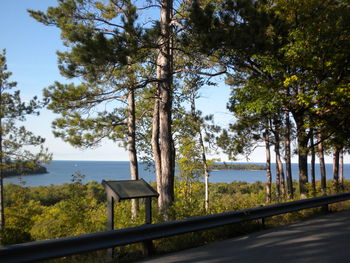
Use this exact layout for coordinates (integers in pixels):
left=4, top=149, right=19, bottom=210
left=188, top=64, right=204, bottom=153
left=102, top=179, right=159, bottom=257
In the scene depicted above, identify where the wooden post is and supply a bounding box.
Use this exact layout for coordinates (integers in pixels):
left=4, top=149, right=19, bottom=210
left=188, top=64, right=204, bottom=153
left=145, top=197, right=152, bottom=224
left=107, top=195, right=115, bottom=258
left=143, top=197, right=154, bottom=256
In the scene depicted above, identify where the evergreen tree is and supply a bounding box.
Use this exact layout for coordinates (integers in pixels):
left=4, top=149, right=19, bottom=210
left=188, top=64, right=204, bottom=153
left=0, top=50, right=51, bottom=237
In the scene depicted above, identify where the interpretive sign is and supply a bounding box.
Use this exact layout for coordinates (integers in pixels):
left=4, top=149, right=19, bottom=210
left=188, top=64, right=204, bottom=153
left=102, top=179, right=158, bottom=201
left=102, top=179, right=158, bottom=257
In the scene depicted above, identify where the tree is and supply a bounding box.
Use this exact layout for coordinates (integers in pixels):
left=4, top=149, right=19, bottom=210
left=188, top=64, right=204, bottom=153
left=30, top=0, right=181, bottom=217
left=29, top=0, right=156, bottom=217
left=189, top=0, right=350, bottom=198
left=0, top=50, right=51, bottom=237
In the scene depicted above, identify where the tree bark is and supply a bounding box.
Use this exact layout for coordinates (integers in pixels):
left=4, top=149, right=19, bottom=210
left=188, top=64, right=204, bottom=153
left=151, top=93, right=162, bottom=208
left=275, top=147, right=281, bottom=202
left=284, top=110, right=293, bottom=199
left=310, top=129, right=316, bottom=195
left=155, top=0, right=174, bottom=217
left=340, top=148, right=344, bottom=190
left=199, top=129, right=209, bottom=212
left=127, top=87, right=139, bottom=218
left=293, top=112, right=309, bottom=198
left=333, top=147, right=340, bottom=191
left=273, top=118, right=285, bottom=200
left=264, top=130, right=272, bottom=203
left=190, top=94, right=210, bottom=211
left=317, top=132, right=327, bottom=195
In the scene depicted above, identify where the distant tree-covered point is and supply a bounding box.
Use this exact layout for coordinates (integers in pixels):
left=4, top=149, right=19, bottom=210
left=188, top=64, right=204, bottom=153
left=209, top=163, right=266, bottom=171
left=3, top=164, right=48, bottom=177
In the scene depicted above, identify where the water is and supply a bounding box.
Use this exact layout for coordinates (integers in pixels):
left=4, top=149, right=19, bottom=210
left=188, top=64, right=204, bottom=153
left=3, top=160, right=350, bottom=187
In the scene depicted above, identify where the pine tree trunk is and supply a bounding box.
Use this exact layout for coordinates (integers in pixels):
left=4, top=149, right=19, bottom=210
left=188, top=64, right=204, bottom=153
left=310, top=129, right=316, bottom=195
left=340, top=149, right=344, bottom=190
left=293, top=113, right=309, bottom=198
left=284, top=111, right=293, bottom=199
left=333, top=147, right=340, bottom=191
left=190, top=92, right=210, bottom=211
left=273, top=118, right=285, bottom=200
left=317, top=132, right=327, bottom=195
left=156, top=0, right=174, bottom=217
left=199, top=131, right=209, bottom=212
left=275, top=149, right=281, bottom=202
left=127, top=88, right=139, bottom=218
left=151, top=93, right=162, bottom=208
left=264, top=130, right=272, bottom=203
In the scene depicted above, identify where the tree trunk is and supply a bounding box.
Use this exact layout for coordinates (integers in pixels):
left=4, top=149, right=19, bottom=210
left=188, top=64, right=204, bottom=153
left=151, top=93, right=162, bottom=208
left=284, top=111, right=293, bottom=199
left=190, top=92, right=210, bottom=211
left=264, top=130, right=272, bottom=203
left=199, top=130, right=209, bottom=212
left=127, top=88, right=139, bottom=218
left=310, top=129, right=316, bottom=195
left=155, top=0, right=174, bottom=217
left=333, top=147, right=340, bottom=191
left=273, top=118, right=285, bottom=200
left=317, top=132, right=327, bottom=195
left=293, top=112, right=309, bottom=198
left=340, top=149, right=344, bottom=190
left=275, top=148, right=281, bottom=202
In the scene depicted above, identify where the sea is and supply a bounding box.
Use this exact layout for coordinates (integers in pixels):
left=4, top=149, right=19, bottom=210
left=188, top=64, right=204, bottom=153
left=3, top=161, right=350, bottom=187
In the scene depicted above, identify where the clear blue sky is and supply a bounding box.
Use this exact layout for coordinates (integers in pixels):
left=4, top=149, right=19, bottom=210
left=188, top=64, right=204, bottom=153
left=0, top=1, right=343, bottom=163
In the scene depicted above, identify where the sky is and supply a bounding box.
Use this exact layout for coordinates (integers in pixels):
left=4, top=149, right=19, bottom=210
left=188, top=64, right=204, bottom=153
left=0, top=1, right=346, bottom=163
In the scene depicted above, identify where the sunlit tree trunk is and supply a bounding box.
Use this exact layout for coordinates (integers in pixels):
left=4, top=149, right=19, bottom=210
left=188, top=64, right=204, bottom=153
left=273, top=118, right=285, bottom=200
left=155, top=0, right=174, bottom=217
left=310, top=129, right=316, bottom=195
left=317, top=132, right=327, bottom=195
left=199, top=131, right=210, bottom=211
left=190, top=95, right=210, bottom=212
left=152, top=93, right=162, bottom=208
left=284, top=110, right=293, bottom=199
left=264, top=130, right=272, bottom=203
left=340, top=149, right=344, bottom=190
left=127, top=87, right=139, bottom=218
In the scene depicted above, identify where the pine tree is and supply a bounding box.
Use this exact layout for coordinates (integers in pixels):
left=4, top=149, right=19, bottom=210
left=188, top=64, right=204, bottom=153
left=0, top=50, right=51, bottom=237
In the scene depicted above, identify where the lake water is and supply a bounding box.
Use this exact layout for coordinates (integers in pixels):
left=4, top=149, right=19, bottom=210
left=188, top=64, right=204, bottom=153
left=3, top=161, right=349, bottom=187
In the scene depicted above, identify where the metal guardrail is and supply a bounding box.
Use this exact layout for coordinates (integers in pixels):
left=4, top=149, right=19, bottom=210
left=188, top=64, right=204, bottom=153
left=1, top=191, right=350, bottom=263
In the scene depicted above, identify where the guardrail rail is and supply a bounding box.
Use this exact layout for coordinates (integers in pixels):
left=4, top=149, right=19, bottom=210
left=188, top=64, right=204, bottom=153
left=1, top=191, right=350, bottom=263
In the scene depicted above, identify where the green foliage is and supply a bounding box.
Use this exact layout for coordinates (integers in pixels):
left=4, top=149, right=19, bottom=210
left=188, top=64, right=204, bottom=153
left=0, top=50, right=51, bottom=171
left=3, top=178, right=350, bottom=261
left=29, top=0, right=153, bottom=150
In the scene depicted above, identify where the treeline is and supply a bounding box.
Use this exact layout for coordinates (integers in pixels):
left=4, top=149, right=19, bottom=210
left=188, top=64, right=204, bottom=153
left=3, top=165, right=47, bottom=178
left=209, top=163, right=265, bottom=171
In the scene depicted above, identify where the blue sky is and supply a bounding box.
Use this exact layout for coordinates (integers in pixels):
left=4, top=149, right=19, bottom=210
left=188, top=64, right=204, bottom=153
left=0, top=1, right=344, bottom=163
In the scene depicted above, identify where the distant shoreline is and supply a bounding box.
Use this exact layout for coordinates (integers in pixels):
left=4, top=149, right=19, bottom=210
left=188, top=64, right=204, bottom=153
left=4, top=165, right=48, bottom=178
left=209, top=163, right=266, bottom=171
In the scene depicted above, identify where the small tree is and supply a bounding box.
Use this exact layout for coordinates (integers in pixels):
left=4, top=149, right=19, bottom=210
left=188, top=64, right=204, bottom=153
left=0, top=50, right=51, bottom=237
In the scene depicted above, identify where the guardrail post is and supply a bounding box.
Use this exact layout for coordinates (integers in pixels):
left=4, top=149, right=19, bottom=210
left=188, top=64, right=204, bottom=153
left=107, top=195, right=115, bottom=258
left=322, top=204, right=329, bottom=214
left=260, top=217, right=265, bottom=229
